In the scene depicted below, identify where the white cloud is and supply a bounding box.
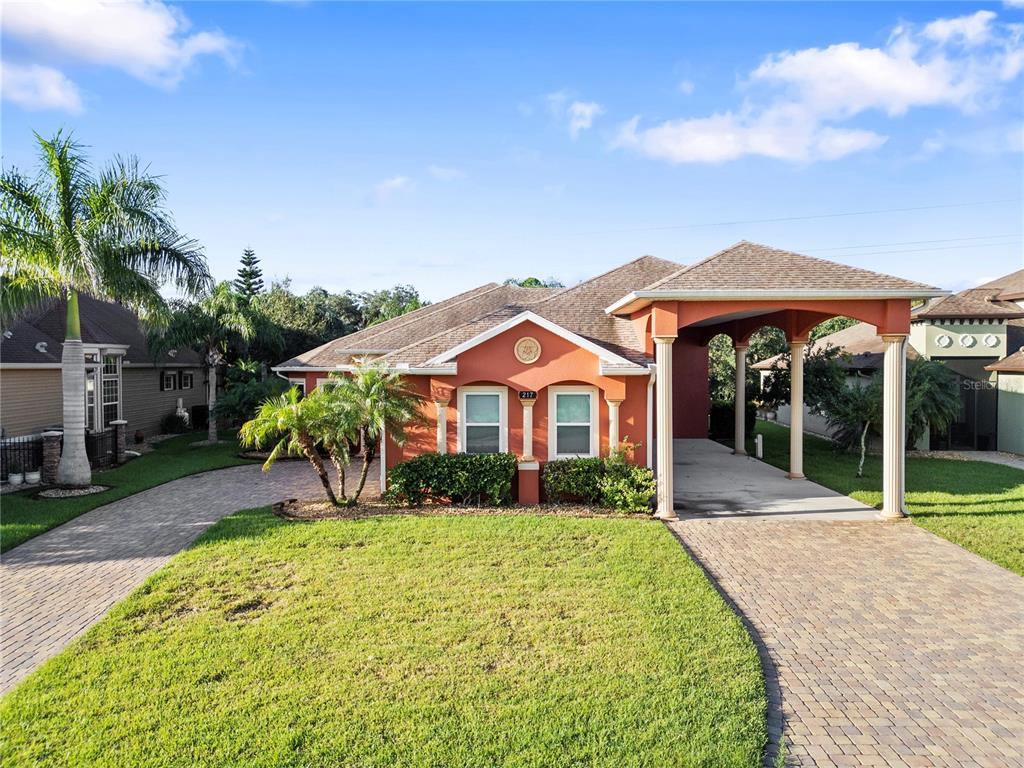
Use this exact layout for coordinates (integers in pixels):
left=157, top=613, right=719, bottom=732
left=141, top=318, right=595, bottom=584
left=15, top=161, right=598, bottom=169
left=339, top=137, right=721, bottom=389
left=567, top=101, right=604, bottom=138
left=427, top=165, right=466, bottom=181
left=678, top=79, right=695, bottom=95
left=616, top=10, right=1024, bottom=164
left=544, top=91, right=603, bottom=137
left=373, top=176, right=412, bottom=202
left=2, top=0, right=240, bottom=89
left=0, top=61, right=83, bottom=113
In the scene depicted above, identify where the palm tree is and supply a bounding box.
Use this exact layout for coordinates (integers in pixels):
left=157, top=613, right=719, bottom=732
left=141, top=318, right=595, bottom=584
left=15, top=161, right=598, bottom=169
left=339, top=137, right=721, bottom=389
left=239, top=387, right=339, bottom=505
left=150, top=282, right=261, bottom=443
left=0, top=131, right=210, bottom=486
left=331, top=364, right=424, bottom=504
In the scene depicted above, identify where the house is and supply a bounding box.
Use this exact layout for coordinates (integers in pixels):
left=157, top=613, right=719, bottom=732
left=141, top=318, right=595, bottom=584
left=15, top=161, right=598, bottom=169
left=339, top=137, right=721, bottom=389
left=275, top=241, right=945, bottom=520
left=0, top=295, right=208, bottom=440
left=753, top=268, right=1024, bottom=455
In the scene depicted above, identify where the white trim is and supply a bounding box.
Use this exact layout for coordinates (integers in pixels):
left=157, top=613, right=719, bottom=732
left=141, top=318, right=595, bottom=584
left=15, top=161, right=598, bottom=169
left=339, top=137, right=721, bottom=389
left=606, top=288, right=951, bottom=315
left=547, top=385, right=599, bottom=460
left=646, top=364, right=655, bottom=469
left=379, top=424, right=387, bottom=492
left=599, top=363, right=650, bottom=375
left=424, top=311, right=636, bottom=369
left=271, top=364, right=457, bottom=376
left=0, top=363, right=63, bottom=370
left=457, top=385, right=508, bottom=454
left=518, top=461, right=540, bottom=471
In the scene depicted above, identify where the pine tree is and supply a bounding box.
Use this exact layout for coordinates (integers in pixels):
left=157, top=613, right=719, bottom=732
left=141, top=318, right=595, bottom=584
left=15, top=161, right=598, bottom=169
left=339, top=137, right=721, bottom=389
left=234, top=248, right=264, bottom=298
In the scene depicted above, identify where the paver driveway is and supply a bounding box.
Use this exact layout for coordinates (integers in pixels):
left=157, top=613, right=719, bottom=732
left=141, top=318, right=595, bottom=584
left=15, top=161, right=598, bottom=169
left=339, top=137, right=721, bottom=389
left=1, top=460, right=377, bottom=695
left=672, top=519, right=1024, bottom=768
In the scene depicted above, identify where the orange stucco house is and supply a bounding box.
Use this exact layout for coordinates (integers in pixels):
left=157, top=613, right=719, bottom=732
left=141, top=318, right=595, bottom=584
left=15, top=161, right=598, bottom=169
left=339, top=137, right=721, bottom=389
left=273, top=242, right=945, bottom=518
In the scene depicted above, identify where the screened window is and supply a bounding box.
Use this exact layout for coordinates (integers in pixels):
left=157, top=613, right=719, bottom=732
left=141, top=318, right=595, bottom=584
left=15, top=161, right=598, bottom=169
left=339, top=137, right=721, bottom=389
left=549, top=387, right=597, bottom=459
left=458, top=387, right=507, bottom=454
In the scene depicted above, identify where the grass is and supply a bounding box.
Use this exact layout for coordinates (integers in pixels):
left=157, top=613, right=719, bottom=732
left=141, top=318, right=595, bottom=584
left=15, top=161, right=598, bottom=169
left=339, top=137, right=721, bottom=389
left=1, top=433, right=254, bottom=553
left=0, top=509, right=766, bottom=767
left=747, top=421, right=1024, bottom=576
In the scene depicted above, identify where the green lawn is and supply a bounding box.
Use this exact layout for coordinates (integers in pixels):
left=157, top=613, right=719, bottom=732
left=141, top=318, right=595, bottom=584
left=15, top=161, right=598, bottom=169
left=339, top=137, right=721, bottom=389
left=1, top=433, right=254, bottom=553
left=0, top=510, right=766, bottom=767
left=748, top=422, right=1024, bottom=576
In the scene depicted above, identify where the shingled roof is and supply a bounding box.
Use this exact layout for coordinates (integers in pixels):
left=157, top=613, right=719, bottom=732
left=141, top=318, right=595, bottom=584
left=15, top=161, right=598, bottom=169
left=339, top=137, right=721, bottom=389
left=277, top=255, right=682, bottom=370
left=645, top=241, right=941, bottom=293
left=986, top=347, right=1024, bottom=373
left=916, top=268, right=1024, bottom=319
left=1, top=295, right=201, bottom=367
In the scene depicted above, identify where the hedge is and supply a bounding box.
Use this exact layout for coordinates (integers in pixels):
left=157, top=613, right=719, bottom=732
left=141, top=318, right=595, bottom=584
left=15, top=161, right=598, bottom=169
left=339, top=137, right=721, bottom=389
left=385, top=452, right=518, bottom=507
left=709, top=400, right=758, bottom=440
left=543, top=453, right=655, bottom=514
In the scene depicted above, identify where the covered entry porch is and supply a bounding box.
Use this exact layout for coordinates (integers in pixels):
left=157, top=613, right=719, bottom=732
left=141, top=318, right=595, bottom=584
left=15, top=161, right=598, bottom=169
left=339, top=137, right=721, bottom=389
left=606, top=243, right=947, bottom=521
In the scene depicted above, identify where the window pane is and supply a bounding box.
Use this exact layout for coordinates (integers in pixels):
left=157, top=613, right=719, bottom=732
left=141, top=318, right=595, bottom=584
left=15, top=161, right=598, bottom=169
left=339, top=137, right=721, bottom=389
left=466, top=425, right=500, bottom=454
left=556, top=425, right=591, bottom=455
left=103, top=403, right=118, bottom=426
left=102, top=379, right=119, bottom=405
left=556, top=393, right=590, bottom=423
left=465, top=393, right=500, bottom=424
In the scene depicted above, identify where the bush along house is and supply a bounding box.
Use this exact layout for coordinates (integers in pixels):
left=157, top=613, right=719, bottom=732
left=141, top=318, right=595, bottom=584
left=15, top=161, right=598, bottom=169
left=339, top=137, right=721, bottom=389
left=0, top=294, right=207, bottom=476
left=274, top=242, right=946, bottom=520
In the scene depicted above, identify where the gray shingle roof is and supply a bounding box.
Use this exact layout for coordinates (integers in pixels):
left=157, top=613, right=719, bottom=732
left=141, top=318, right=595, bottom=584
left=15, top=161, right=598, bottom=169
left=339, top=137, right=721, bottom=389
left=1, top=295, right=202, bottom=367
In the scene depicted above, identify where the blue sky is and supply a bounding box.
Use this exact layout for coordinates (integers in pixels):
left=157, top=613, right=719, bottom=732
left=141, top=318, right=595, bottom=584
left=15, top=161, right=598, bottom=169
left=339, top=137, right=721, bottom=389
left=2, top=1, right=1022, bottom=299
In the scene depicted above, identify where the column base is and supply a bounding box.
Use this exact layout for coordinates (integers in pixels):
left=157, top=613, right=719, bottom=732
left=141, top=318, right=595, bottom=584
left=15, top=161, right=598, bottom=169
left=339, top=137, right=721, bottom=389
left=654, top=510, right=678, bottom=521
left=876, top=509, right=907, bottom=522
left=733, top=448, right=747, bottom=456
left=786, top=472, right=806, bottom=480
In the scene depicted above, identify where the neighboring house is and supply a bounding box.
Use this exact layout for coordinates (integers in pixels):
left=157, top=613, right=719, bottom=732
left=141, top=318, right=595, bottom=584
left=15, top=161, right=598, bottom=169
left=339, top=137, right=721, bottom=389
left=0, top=295, right=207, bottom=439
left=753, top=269, right=1024, bottom=455
left=274, top=241, right=944, bottom=516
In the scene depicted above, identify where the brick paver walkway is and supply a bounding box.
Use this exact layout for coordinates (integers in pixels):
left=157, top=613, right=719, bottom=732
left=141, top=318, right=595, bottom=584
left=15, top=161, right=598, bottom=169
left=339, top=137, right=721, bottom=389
left=1, top=460, right=377, bottom=695
left=671, top=519, right=1024, bottom=768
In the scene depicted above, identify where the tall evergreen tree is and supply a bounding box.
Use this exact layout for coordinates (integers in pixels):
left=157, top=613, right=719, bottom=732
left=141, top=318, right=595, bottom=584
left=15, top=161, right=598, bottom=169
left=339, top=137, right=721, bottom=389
left=234, top=248, right=264, bottom=298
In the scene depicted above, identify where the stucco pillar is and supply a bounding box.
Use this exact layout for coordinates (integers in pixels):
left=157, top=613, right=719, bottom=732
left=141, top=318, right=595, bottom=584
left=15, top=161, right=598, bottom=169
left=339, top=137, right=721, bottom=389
left=787, top=340, right=806, bottom=479
left=654, top=336, right=676, bottom=520
left=734, top=343, right=749, bottom=455
left=880, top=334, right=908, bottom=520
left=606, top=398, right=623, bottom=453
left=111, top=420, right=127, bottom=464
left=521, top=400, right=536, bottom=460
left=434, top=400, right=448, bottom=454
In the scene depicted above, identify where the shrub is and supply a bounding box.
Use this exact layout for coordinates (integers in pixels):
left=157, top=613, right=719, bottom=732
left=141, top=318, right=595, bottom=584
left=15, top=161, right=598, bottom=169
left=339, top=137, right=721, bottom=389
left=159, top=411, right=191, bottom=434
left=214, top=377, right=290, bottom=427
left=386, top=452, right=518, bottom=507
left=544, top=447, right=655, bottom=513
left=542, top=457, right=605, bottom=504
left=709, top=400, right=757, bottom=440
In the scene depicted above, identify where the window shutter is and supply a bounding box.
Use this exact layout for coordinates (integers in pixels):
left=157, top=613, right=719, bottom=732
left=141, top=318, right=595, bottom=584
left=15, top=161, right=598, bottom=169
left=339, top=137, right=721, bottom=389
left=159, top=370, right=167, bottom=391
left=178, top=370, right=184, bottom=389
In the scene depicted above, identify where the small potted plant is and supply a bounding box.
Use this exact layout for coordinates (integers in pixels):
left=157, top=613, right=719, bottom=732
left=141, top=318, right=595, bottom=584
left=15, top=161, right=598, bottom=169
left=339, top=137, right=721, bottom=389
left=7, top=457, right=24, bottom=486
left=24, top=466, right=42, bottom=485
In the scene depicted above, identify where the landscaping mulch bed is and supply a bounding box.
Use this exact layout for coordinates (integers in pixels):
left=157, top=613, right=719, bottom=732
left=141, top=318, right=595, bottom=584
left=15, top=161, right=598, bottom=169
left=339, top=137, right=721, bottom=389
left=37, top=485, right=111, bottom=499
left=273, top=498, right=649, bottom=522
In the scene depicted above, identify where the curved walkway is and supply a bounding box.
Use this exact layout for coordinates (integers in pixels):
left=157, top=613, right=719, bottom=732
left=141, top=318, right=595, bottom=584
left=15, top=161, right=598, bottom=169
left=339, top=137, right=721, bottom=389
left=0, top=461, right=374, bottom=695
left=672, top=519, right=1024, bottom=767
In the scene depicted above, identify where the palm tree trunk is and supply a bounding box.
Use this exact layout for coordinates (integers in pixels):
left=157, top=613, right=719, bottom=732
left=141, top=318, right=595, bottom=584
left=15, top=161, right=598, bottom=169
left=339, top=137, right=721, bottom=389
left=350, top=446, right=375, bottom=504
left=857, top=420, right=870, bottom=478
left=57, top=290, right=92, bottom=487
left=298, top=436, right=337, bottom=505
left=330, top=453, right=347, bottom=500
left=207, top=362, right=218, bottom=443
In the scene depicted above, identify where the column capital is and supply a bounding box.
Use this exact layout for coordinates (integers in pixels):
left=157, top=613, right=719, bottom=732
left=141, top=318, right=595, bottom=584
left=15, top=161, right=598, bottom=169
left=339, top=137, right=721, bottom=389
left=787, top=338, right=808, bottom=348
left=652, top=335, right=676, bottom=345
left=604, top=397, right=624, bottom=405
left=733, top=343, right=750, bottom=352
left=520, top=399, right=537, bottom=408
left=880, top=333, right=909, bottom=343
left=433, top=399, right=449, bottom=407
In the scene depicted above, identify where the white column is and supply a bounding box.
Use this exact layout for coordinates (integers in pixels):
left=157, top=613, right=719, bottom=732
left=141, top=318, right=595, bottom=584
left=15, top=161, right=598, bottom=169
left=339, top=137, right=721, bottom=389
left=880, top=334, right=908, bottom=519
left=607, top=398, right=622, bottom=452
left=787, top=340, right=806, bottom=479
left=654, top=336, right=676, bottom=520
left=734, top=343, right=749, bottom=455
left=434, top=400, right=448, bottom=453
left=521, top=400, right=535, bottom=460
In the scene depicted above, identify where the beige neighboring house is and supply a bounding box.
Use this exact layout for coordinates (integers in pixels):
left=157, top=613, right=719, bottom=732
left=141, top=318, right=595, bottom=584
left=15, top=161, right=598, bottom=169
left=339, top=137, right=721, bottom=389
left=754, top=268, right=1024, bottom=455
left=0, top=295, right=207, bottom=440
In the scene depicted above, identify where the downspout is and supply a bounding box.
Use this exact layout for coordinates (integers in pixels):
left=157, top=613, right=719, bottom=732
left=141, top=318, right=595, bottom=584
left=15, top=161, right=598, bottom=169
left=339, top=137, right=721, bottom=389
left=646, top=364, right=656, bottom=470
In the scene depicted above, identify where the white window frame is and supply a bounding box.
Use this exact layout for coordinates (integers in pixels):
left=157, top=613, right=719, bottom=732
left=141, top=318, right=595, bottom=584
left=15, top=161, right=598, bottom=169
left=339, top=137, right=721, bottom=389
left=548, top=385, right=599, bottom=460
left=291, top=379, right=306, bottom=395
left=162, top=370, right=177, bottom=391
left=315, top=377, right=342, bottom=390
left=180, top=372, right=194, bottom=390
left=101, top=354, right=122, bottom=428
left=457, top=385, right=508, bottom=454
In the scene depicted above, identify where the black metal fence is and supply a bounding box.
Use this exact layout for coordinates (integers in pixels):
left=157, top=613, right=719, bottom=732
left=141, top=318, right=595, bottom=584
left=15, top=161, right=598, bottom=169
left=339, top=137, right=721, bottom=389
left=86, top=429, right=115, bottom=469
left=1, top=435, right=44, bottom=481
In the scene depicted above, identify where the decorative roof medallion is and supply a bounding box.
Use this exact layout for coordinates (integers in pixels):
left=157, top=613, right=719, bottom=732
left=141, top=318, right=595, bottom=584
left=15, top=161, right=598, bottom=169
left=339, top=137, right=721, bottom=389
left=983, top=334, right=1000, bottom=348
left=935, top=334, right=953, bottom=349
left=514, top=336, right=542, bottom=364
left=960, top=334, right=977, bottom=348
